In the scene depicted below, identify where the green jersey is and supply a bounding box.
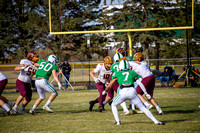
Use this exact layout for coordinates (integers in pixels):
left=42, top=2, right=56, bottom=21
left=111, top=62, right=119, bottom=79
left=113, top=70, right=139, bottom=88
left=36, top=59, right=58, bottom=80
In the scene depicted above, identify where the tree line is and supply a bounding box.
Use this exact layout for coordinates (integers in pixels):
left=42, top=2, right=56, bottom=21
left=0, top=0, right=199, bottom=67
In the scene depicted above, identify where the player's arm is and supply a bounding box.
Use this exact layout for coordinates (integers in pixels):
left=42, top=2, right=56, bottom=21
left=14, top=64, right=30, bottom=71
left=90, top=69, right=100, bottom=83
left=104, top=78, right=117, bottom=93
left=33, top=63, right=40, bottom=67
left=52, top=69, right=62, bottom=90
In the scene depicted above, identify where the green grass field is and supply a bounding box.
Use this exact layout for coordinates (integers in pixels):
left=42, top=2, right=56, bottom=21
left=0, top=87, right=200, bottom=133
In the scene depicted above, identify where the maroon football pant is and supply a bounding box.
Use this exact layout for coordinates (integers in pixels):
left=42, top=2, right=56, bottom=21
left=0, top=79, right=7, bottom=95
left=16, top=79, right=32, bottom=102
left=136, top=75, right=155, bottom=97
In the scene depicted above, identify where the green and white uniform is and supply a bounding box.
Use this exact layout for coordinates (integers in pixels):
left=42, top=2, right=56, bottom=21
left=111, top=70, right=160, bottom=125
left=110, top=62, right=129, bottom=113
left=35, top=59, right=58, bottom=99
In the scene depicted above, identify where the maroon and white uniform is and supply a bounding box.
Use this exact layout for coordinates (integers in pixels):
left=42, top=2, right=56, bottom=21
left=0, top=71, right=8, bottom=95
left=16, top=59, right=37, bottom=102
left=129, top=61, right=155, bottom=97
left=93, top=63, right=112, bottom=107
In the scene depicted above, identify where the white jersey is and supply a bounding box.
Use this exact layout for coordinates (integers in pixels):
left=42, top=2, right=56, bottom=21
left=17, top=59, right=38, bottom=83
left=93, top=63, right=112, bottom=84
left=129, top=61, right=153, bottom=78
left=0, top=71, right=7, bottom=81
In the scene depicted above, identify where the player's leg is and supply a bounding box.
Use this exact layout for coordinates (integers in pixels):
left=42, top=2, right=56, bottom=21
left=131, top=95, right=164, bottom=125
left=0, top=96, right=13, bottom=109
left=42, top=79, right=58, bottom=112
left=0, top=99, right=11, bottom=115
left=95, top=82, right=106, bottom=112
left=111, top=88, right=127, bottom=125
left=18, top=83, right=32, bottom=114
left=29, top=80, right=45, bottom=114
left=146, top=77, right=163, bottom=115
left=13, top=79, right=27, bottom=113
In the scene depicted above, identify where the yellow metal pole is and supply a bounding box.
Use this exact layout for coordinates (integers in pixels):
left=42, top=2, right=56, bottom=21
left=127, top=32, right=132, bottom=56
left=49, top=0, right=52, bottom=33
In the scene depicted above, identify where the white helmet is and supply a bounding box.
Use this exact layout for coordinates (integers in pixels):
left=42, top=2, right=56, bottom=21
left=47, top=55, right=58, bottom=65
left=114, top=53, right=123, bottom=62
left=119, top=59, right=130, bottom=71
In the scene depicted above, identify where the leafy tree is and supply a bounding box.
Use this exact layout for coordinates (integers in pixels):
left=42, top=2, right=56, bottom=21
left=101, top=0, right=199, bottom=69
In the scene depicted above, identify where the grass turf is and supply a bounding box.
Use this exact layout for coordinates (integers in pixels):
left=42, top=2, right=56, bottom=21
left=0, top=87, right=200, bottom=133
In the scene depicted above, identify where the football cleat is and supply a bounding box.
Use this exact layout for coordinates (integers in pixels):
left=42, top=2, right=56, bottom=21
left=11, top=107, right=18, bottom=115
left=89, top=101, right=95, bottom=111
left=155, top=121, right=165, bottom=125
left=29, top=108, right=35, bottom=115
left=98, top=106, right=103, bottom=112
left=157, top=110, right=164, bottom=115
left=120, top=110, right=130, bottom=115
left=132, top=110, right=138, bottom=114
left=18, top=109, right=28, bottom=114
left=43, top=105, right=53, bottom=113
left=114, top=121, right=121, bottom=125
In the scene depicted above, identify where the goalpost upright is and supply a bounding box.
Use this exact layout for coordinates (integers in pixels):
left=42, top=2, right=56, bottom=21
left=48, top=0, right=194, bottom=56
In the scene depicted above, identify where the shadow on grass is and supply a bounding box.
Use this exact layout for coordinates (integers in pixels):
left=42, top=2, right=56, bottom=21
left=163, top=109, right=196, bottom=114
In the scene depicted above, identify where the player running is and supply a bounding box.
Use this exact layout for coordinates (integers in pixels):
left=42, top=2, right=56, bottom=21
left=12, top=51, right=39, bottom=114
left=103, top=52, right=130, bottom=115
left=89, top=56, right=113, bottom=112
left=129, top=52, right=163, bottom=115
left=103, top=59, right=164, bottom=125
left=29, top=55, right=62, bottom=114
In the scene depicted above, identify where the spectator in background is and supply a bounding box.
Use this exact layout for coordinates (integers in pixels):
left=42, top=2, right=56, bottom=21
left=160, top=66, right=173, bottom=87
left=60, top=59, right=71, bottom=90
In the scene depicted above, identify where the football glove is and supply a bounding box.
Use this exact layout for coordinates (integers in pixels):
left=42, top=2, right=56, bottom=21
left=94, top=77, right=100, bottom=83
left=145, top=94, right=151, bottom=100
left=102, top=91, right=107, bottom=95
left=58, top=82, right=63, bottom=91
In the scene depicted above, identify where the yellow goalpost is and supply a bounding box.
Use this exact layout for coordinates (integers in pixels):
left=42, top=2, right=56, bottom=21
left=48, top=0, right=194, bottom=56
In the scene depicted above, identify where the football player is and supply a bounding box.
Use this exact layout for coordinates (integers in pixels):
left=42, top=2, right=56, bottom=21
left=0, top=71, right=14, bottom=115
left=116, top=48, right=126, bottom=56
left=103, top=52, right=130, bottom=115
left=129, top=52, right=164, bottom=115
left=89, top=56, right=113, bottom=112
left=29, top=55, right=62, bottom=114
left=103, top=60, right=164, bottom=125
left=12, top=51, right=39, bottom=114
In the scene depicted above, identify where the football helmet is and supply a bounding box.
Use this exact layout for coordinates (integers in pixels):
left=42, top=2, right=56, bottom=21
left=133, top=52, right=144, bottom=62
left=116, top=48, right=125, bottom=56
left=119, top=59, right=130, bottom=71
left=104, top=56, right=113, bottom=70
left=27, top=51, right=40, bottom=63
left=113, top=53, right=123, bottom=62
left=47, top=55, right=58, bottom=65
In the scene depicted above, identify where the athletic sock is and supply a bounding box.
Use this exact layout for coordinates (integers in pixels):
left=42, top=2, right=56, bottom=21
left=2, top=104, right=10, bottom=112
left=32, top=105, right=37, bottom=110
left=103, top=101, right=107, bottom=105
left=156, top=105, right=162, bottom=112
left=144, top=102, right=150, bottom=107
left=13, top=105, right=18, bottom=110
left=19, top=106, right=25, bottom=111
left=45, top=100, right=51, bottom=106
left=7, top=101, right=12, bottom=106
